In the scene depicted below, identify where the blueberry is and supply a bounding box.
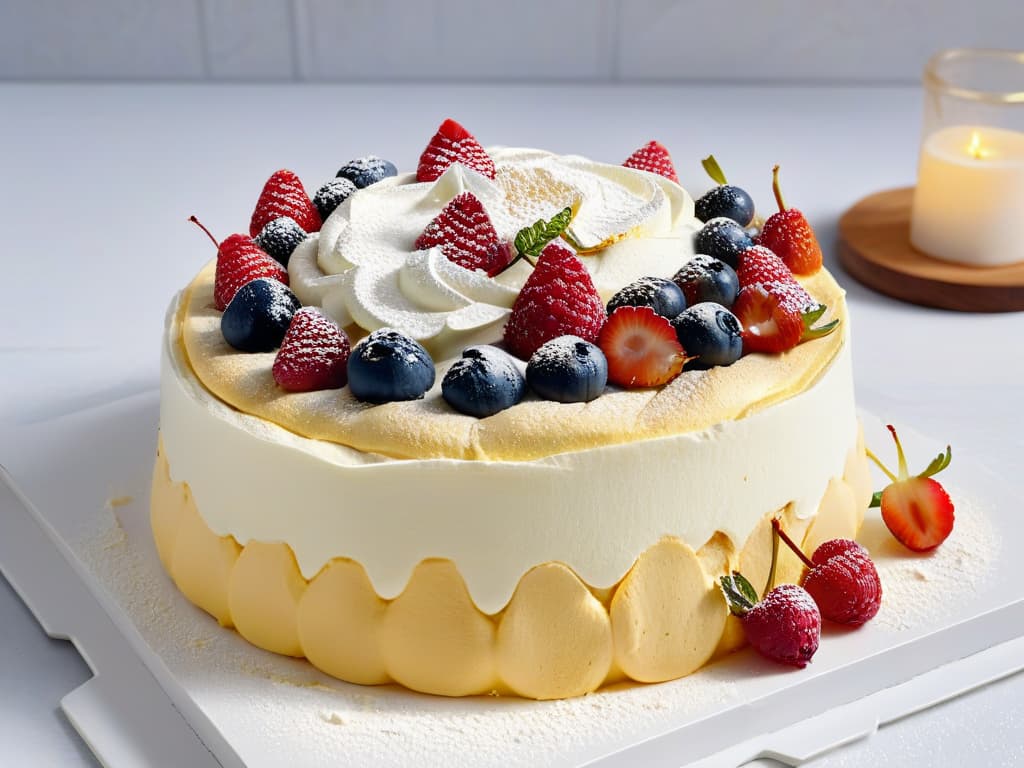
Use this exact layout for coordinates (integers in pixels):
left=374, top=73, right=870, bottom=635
left=694, top=217, right=754, bottom=268
left=606, top=276, right=687, bottom=319
left=313, top=178, right=358, bottom=221
left=526, top=336, right=607, bottom=403
left=336, top=156, right=398, bottom=189
left=672, top=255, right=740, bottom=308
left=671, top=302, right=742, bottom=369
left=442, top=345, right=525, bottom=418
left=695, top=185, right=756, bottom=227
left=255, top=216, right=307, bottom=267
left=221, top=278, right=301, bottom=352
left=347, top=328, right=435, bottom=404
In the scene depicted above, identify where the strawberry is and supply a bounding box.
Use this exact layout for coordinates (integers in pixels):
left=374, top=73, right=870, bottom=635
left=272, top=307, right=351, bottom=392
left=733, top=284, right=804, bottom=354
left=250, top=169, right=322, bottom=238
left=598, top=306, right=688, bottom=388
left=414, top=192, right=512, bottom=276
left=720, top=525, right=821, bottom=669
left=503, top=243, right=606, bottom=360
left=416, top=118, right=495, bottom=182
left=622, top=140, right=679, bottom=183
left=758, top=165, right=823, bottom=275
left=190, top=216, right=289, bottom=311
left=736, top=245, right=796, bottom=290
left=868, top=426, right=955, bottom=552
left=773, top=521, right=882, bottom=626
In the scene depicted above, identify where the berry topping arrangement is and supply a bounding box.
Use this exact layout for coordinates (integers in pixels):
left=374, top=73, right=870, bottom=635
left=190, top=117, right=843, bottom=409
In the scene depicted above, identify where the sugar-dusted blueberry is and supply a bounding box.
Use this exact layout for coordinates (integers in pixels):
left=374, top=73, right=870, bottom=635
left=442, top=345, right=526, bottom=418
left=312, top=178, right=358, bottom=221
left=672, top=255, right=740, bottom=308
left=695, top=185, right=756, bottom=227
left=221, top=277, right=301, bottom=352
left=526, top=335, right=607, bottom=403
left=606, top=276, right=687, bottom=320
left=255, top=216, right=307, bottom=267
left=336, top=156, right=398, bottom=189
left=671, top=302, right=743, bottom=369
left=347, top=328, right=435, bottom=404
left=694, top=217, right=754, bottom=269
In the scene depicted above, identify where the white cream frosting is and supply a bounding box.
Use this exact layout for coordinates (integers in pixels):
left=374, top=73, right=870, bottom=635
left=291, top=148, right=700, bottom=357
left=161, top=295, right=858, bottom=614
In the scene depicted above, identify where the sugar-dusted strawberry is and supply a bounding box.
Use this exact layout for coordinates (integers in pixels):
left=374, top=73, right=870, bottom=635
left=503, top=242, right=606, bottom=360
left=758, top=165, right=823, bottom=275
left=598, top=306, right=689, bottom=388
left=190, top=216, right=289, bottom=311
left=250, top=169, right=322, bottom=237
left=720, top=523, right=821, bottom=668
left=736, top=245, right=794, bottom=289
left=414, top=192, right=512, bottom=276
left=622, top=140, right=679, bottom=183
left=868, top=425, right=955, bottom=552
left=733, top=284, right=804, bottom=354
left=416, top=118, right=495, bottom=182
left=272, top=307, right=351, bottom=392
left=772, top=520, right=882, bottom=626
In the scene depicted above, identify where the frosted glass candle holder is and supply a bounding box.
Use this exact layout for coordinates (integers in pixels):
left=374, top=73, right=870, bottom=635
left=910, top=49, right=1024, bottom=267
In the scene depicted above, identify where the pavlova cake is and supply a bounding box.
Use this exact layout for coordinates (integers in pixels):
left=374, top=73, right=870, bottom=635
left=151, top=118, right=876, bottom=699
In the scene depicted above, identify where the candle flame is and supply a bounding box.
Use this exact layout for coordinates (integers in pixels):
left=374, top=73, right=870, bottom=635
left=967, top=130, right=991, bottom=160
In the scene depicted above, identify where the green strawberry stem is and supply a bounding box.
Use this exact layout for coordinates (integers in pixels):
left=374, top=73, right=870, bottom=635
left=887, top=424, right=909, bottom=480
left=190, top=215, right=220, bottom=251
left=771, top=517, right=815, bottom=569
left=869, top=491, right=883, bottom=508
left=865, top=426, right=953, bottom=506
left=772, top=165, right=787, bottom=212
left=702, top=155, right=729, bottom=186
left=764, top=518, right=782, bottom=597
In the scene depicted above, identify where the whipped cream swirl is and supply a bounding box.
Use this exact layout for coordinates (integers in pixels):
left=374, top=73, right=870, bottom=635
left=289, top=148, right=700, bottom=358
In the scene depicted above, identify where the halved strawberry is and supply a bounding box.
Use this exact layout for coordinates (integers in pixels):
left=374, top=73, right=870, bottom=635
left=272, top=307, right=351, bottom=392
left=733, top=284, right=804, bottom=354
left=250, top=169, right=322, bottom=237
left=414, top=191, right=512, bottom=276
left=416, top=119, right=495, bottom=182
left=190, top=216, right=289, bottom=311
left=622, top=140, right=679, bottom=183
left=870, top=425, right=955, bottom=552
left=758, top=165, right=823, bottom=275
left=598, top=306, right=688, bottom=388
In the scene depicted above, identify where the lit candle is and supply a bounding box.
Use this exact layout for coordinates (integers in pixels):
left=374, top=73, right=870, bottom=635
left=910, top=124, right=1024, bottom=266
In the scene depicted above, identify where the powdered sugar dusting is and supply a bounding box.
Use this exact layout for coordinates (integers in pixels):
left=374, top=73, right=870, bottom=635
left=857, top=485, right=998, bottom=632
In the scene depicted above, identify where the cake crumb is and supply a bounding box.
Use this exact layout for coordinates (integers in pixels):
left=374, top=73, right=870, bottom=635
left=320, top=712, right=346, bottom=726
left=106, top=495, right=134, bottom=509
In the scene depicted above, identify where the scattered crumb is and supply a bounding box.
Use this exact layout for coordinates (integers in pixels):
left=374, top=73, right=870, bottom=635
left=319, top=712, right=346, bottom=726
left=106, top=495, right=134, bottom=509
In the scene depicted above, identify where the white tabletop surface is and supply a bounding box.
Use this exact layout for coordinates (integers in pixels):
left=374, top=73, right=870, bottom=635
left=1, top=82, right=1022, bottom=767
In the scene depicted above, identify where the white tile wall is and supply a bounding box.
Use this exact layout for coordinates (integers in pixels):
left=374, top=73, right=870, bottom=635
left=1, top=0, right=1022, bottom=82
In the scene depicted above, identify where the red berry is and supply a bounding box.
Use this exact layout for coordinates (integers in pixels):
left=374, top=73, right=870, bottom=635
left=250, top=169, right=322, bottom=238
left=598, top=306, right=687, bottom=388
left=733, top=284, right=804, bottom=354
left=503, top=243, right=606, bottom=360
left=742, top=584, right=821, bottom=668
left=881, top=476, right=955, bottom=552
left=736, top=245, right=795, bottom=289
left=870, top=425, right=956, bottom=553
left=622, top=140, right=679, bottom=183
left=416, top=118, right=495, bottom=183
left=758, top=165, right=822, bottom=275
left=214, top=234, right=289, bottom=312
left=803, top=541, right=882, bottom=626
left=414, top=192, right=512, bottom=276
left=272, top=308, right=351, bottom=392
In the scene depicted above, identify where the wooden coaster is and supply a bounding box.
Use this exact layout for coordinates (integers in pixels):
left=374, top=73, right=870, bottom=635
left=838, top=187, right=1024, bottom=312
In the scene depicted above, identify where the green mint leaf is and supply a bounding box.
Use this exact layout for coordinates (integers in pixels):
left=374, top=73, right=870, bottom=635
left=702, top=155, right=729, bottom=186
left=513, top=206, right=574, bottom=263
left=719, top=571, right=757, bottom=616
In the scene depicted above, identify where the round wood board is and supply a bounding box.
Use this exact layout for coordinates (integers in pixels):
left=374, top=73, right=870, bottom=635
left=838, top=187, right=1024, bottom=312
